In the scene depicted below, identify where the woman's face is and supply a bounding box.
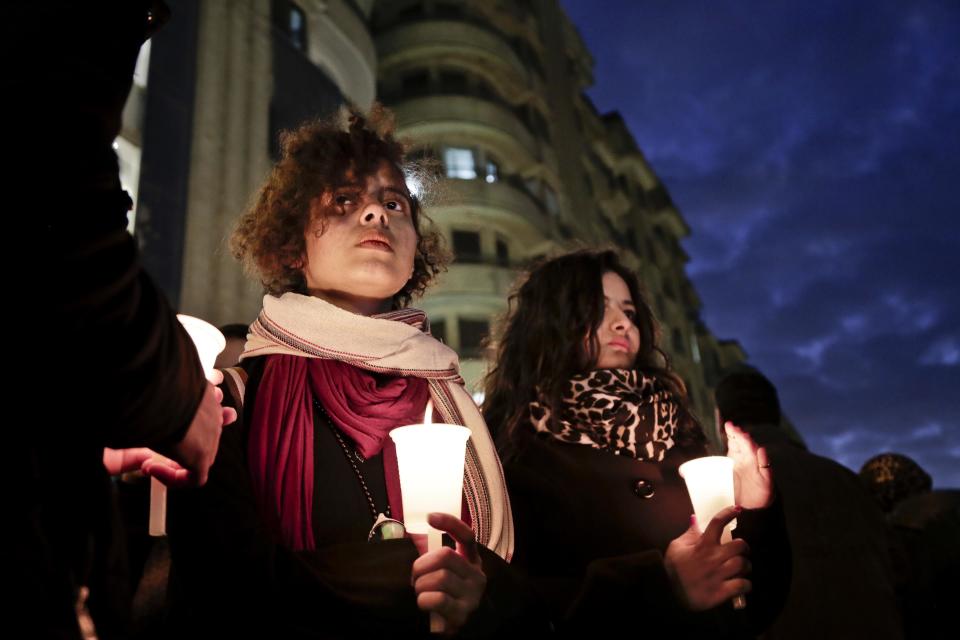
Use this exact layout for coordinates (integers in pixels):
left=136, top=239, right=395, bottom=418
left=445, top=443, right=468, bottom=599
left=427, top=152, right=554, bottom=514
left=590, top=271, right=641, bottom=370
left=301, top=160, right=417, bottom=315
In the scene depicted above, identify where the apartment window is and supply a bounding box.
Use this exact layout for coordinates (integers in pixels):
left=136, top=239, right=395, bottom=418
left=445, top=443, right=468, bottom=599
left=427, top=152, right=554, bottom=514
left=691, top=335, right=702, bottom=363
left=401, top=70, right=430, bottom=95
left=443, top=147, right=477, bottom=179
left=430, top=318, right=447, bottom=344
left=485, top=158, right=499, bottom=183
left=663, top=279, right=676, bottom=299
left=495, top=236, right=509, bottom=266
left=452, top=230, right=482, bottom=263
left=543, top=184, right=559, bottom=217
left=433, top=2, right=464, bottom=19
left=274, top=1, right=308, bottom=52
left=438, top=70, right=468, bottom=95
left=459, top=319, right=489, bottom=359
left=672, top=328, right=686, bottom=355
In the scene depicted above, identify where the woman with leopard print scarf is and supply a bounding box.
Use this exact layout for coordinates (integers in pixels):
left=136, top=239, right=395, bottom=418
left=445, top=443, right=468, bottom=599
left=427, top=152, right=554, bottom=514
left=484, top=249, right=790, bottom=637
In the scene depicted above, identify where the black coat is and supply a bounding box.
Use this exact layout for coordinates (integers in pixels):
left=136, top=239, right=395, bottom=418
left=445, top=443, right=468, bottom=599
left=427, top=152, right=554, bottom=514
left=503, top=427, right=791, bottom=637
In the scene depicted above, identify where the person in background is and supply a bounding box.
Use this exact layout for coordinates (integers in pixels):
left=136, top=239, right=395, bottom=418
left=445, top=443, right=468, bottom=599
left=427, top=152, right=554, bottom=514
left=484, top=249, right=789, bottom=637
left=860, top=452, right=960, bottom=639
left=716, top=369, right=903, bottom=639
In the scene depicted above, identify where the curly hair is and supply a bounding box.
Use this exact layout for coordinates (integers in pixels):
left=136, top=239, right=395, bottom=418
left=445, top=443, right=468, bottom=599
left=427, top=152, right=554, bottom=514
left=231, top=105, right=448, bottom=308
left=483, top=249, right=705, bottom=459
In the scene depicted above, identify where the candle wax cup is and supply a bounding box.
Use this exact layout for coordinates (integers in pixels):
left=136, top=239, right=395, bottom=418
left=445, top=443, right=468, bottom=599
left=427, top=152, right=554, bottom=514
left=389, top=423, right=470, bottom=534
left=176, top=314, right=226, bottom=381
left=678, top=456, right=738, bottom=540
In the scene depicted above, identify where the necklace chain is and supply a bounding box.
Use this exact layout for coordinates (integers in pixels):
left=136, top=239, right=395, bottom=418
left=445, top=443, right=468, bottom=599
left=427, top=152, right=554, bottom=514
left=314, top=399, right=390, bottom=523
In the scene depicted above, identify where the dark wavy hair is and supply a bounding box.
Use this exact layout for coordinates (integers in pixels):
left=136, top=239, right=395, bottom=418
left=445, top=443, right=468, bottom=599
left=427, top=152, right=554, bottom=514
left=483, top=249, right=704, bottom=459
left=231, top=105, right=448, bottom=308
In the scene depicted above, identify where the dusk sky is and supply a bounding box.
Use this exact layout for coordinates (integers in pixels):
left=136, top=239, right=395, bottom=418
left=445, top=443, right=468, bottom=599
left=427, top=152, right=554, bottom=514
left=562, top=0, right=960, bottom=487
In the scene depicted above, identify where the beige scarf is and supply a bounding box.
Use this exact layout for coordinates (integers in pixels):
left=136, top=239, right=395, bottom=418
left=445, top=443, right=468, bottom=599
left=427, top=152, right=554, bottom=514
left=243, top=293, right=514, bottom=560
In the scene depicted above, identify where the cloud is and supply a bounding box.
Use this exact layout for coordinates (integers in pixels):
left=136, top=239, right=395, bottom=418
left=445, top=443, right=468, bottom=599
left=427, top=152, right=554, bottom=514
left=562, top=0, right=960, bottom=487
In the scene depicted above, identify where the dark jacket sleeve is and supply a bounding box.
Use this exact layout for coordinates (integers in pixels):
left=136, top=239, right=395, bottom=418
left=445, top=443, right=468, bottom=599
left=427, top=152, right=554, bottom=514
left=23, top=1, right=206, bottom=454
left=47, top=205, right=207, bottom=454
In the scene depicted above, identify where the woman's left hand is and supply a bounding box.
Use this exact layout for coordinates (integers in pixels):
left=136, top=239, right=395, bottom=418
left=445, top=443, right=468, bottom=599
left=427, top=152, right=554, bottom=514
left=724, top=422, right=774, bottom=509
left=410, top=512, right=487, bottom=636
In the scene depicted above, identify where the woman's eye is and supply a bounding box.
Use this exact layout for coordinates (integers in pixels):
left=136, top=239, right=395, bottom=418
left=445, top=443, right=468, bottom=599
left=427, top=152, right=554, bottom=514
left=385, top=200, right=407, bottom=212
left=625, top=309, right=637, bottom=321
left=335, top=195, right=352, bottom=205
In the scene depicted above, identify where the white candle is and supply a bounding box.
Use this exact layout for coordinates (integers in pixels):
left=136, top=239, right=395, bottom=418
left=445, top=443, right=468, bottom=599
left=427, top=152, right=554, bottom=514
left=149, top=316, right=226, bottom=537
left=678, top=455, right=746, bottom=609
left=390, top=398, right=471, bottom=632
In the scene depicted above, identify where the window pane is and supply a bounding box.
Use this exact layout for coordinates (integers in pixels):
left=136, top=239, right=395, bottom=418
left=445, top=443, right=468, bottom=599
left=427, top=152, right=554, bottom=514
left=495, top=237, right=509, bottom=266
left=288, top=4, right=306, bottom=51
left=543, top=184, right=559, bottom=216
left=459, top=319, right=489, bottom=359
left=485, top=159, right=499, bottom=183
left=452, top=230, right=482, bottom=263
left=443, top=147, right=476, bottom=179
left=430, top=319, right=447, bottom=344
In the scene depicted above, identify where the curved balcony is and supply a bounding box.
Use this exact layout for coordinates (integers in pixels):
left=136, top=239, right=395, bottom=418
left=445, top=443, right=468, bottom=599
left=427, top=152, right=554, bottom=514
left=392, top=95, right=539, bottom=165
left=439, top=178, right=547, bottom=237
left=377, top=20, right=532, bottom=91
left=427, top=263, right=519, bottom=300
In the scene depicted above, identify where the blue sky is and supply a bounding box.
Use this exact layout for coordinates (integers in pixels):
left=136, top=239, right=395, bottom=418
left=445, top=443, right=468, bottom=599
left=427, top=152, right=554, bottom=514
left=562, top=0, right=960, bottom=486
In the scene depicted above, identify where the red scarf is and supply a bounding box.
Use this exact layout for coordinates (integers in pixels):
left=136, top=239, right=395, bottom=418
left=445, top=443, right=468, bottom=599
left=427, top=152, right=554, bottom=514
left=248, top=355, right=430, bottom=550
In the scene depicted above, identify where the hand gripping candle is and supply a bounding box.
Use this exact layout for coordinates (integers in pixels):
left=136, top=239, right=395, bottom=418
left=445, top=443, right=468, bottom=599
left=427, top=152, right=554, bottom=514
left=390, top=399, right=471, bottom=632
left=678, top=455, right=747, bottom=609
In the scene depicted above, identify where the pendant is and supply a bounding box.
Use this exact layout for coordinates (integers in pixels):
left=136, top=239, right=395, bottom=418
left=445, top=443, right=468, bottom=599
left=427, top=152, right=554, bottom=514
left=368, top=512, right=406, bottom=542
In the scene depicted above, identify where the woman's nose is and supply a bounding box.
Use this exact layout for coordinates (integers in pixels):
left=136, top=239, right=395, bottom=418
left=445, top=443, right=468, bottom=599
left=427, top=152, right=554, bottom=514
left=610, top=309, right=630, bottom=331
left=360, top=203, right=388, bottom=226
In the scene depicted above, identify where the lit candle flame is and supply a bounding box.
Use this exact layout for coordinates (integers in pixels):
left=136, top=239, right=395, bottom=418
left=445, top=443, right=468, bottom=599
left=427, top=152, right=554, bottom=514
left=424, top=398, right=433, bottom=426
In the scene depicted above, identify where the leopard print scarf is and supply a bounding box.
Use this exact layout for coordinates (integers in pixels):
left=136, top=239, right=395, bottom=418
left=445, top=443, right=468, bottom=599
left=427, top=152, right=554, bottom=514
left=529, top=369, right=679, bottom=462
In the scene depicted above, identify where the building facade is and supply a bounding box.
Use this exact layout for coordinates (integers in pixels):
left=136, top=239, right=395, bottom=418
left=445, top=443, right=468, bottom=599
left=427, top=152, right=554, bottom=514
left=134, top=0, right=745, bottom=447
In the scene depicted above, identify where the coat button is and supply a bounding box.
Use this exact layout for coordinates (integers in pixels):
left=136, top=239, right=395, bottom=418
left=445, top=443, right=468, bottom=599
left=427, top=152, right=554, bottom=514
left=633, top=478, right=655, bottom=499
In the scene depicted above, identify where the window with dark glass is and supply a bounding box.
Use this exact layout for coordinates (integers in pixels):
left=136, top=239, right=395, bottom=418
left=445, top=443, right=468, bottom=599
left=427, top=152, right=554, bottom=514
left=433, top=2, right=463, bottom=19
left=672, top=328, right=686, bottom=355
left=459, top=319, right=489, bottom=359
left=438, top=70, right=468, bottom=95
left=452, top=230, right=482, bottom=263
left=430, top=318, right=447, bottom=344
left=273, top=1, right=307, bottom=52
left=495, top=237, right=509, bottom=266
left=401, top=70, right=431, bottom=95
left=397, top=4, right=425, bottom=22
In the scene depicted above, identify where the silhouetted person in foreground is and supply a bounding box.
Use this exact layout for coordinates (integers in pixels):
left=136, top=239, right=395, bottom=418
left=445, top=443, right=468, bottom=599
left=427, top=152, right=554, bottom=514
left=14, top=3, right=235, bottom=637
left=861, top=453, right=960, bottom=639
left=716, top=369, right=903, bottom=640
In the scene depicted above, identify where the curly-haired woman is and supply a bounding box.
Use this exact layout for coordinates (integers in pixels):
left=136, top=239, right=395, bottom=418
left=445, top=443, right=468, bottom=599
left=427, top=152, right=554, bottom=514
left=167, top=109, right=538, bottom=638
left=483, top=249, right=790, bottom=637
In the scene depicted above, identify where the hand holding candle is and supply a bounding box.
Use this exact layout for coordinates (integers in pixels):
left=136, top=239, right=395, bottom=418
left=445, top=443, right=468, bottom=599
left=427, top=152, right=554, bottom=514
left=391, top=400, right=481, bottom=634
left=678, top=456, right=748, bottom=609
left=149, top=316, right=230, bottom=536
